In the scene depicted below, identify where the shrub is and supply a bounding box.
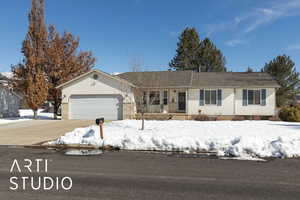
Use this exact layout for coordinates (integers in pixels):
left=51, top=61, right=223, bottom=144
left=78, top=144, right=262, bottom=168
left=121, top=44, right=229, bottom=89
left=192, top=114, right=209, bottom=121
left=279, top=106, right=300, bottom=122
left=268, top=116, right=281, bottom=121
left=232, top=116, right=245, bottom=121
left=208, top=116, right=217, bottom=121
left=252, top=116, right=261, bottom=120
left=261, top=116, right=271, bottom=120
left=216, top=116, right=233, bottom=121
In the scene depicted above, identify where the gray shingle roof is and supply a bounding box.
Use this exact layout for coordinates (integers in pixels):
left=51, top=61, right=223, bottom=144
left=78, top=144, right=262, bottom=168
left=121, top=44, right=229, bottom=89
left=117, top=71, right=280, bottom=88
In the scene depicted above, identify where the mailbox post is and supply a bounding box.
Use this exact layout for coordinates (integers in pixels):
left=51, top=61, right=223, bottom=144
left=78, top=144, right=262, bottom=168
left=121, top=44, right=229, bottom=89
left=95, top=118, right=105, bottom=140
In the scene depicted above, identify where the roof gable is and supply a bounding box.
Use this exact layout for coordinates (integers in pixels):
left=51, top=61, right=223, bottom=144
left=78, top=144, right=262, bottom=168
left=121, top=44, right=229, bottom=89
left=56, top=70, right=136, bottom=89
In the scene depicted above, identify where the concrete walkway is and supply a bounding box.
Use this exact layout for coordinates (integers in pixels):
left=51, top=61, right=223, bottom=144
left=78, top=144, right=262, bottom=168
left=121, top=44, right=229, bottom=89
left=0, top=120, right=93, bottom=145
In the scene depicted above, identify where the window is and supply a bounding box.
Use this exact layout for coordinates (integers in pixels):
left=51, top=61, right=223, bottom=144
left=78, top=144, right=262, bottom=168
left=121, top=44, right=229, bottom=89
left=248, top=90, right=260, bottom=105
left=211, top=90, right=217, bottom=105
left=204, top=90, right=217, bottom=105
left=248, top=90, right=254, bottom=105
left=149, top=91, right=160, bottom=105
left=243, top=89, right=266, bottom=106
left=200, top=89, right=222, bottom=106
left=254, top=90, right=260, bottom=105
left=163, top=91, right=168, bottom=105
left=205, top=90, right=211, bottom=104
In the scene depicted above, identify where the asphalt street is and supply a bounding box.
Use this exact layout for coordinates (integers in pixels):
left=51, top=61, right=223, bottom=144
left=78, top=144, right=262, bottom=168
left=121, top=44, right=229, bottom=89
left=0, top=146, right=299, bottom=200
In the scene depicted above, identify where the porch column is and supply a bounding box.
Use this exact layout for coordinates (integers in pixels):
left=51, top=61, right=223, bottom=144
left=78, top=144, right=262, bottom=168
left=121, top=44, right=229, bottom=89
left=185, top=88, right=188, bottom=114
left=145, top=89, right=149, bottom=113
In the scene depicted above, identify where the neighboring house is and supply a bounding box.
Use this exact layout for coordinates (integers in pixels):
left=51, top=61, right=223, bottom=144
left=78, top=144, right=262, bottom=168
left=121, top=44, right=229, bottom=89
left=57, top=69, right=279, bottom=120
left=0, top=74, right=21, bottom=118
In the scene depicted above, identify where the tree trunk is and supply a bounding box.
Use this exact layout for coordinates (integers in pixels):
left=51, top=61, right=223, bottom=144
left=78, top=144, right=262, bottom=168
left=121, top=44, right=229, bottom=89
left=53, top=101, right=60, bottom=120
left=141, top=112, right=144, bottom=130
left=33, top=110, right=37, bottom=119
left=54, top=112, right=57, bottom=120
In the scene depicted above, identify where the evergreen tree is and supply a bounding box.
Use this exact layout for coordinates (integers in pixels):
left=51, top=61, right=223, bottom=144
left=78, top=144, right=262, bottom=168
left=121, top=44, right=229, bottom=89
left=169, top=28, right=226, bottom=72
left=169, top=27, right=200, bottom=71
left=196, top=38, right=226, bottom=72
left=12, top=0, right=48, bottom=119
left=45, top=25, right=95, bottom=119
left=262, top=55, right=300, bottom=107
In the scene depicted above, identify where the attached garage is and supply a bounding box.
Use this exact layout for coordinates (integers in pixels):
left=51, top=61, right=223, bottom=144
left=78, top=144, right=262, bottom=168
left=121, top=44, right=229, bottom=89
left=69, top=95, right=123, bottom=120
left=57, top=70, right=135, bottom=120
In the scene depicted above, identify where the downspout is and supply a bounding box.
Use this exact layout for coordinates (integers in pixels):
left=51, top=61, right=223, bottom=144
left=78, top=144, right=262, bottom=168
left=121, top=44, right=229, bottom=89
left=186, top=88, right=188, bottom=115
left=233, top=88, right=236, bottom=115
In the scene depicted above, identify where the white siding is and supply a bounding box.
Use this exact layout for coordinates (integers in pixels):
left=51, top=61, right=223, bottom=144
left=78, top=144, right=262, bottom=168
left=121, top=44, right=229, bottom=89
left=187, top=88, right=276, bottom=116
left=61, top=72, right=134, bottom=104
left=235, top=88, right=276, bottom=116
left=187, top=88, right=234, bottom=115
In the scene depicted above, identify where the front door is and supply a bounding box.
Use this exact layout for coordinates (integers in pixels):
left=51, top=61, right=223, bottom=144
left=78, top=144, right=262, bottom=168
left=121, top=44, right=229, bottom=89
left=178, top=92, right=186, bottom=111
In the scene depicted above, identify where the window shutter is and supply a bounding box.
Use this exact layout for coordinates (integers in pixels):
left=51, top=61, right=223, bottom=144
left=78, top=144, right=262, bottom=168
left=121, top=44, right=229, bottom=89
left=261, top=89, right=266, bottom=106
left=242, top=89, right=248, bottom=106
left=199, top=89, right=204, bottom=106
left=217, top=89, right=222, bottom=106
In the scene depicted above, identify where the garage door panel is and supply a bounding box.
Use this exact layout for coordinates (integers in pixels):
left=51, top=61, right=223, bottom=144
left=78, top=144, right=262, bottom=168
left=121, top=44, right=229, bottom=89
left=70, top=95, right=123, bottom=120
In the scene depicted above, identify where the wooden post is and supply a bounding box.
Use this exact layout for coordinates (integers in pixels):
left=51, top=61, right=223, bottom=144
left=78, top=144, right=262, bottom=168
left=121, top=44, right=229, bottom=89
left=95, top=118, right=105, bottom=140
left=99, top=122, right=104, bottom=140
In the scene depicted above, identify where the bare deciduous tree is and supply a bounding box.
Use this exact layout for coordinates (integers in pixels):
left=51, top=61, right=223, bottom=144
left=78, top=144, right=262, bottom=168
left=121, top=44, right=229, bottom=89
left=132, top=87, right=147, bottom=130
left=131, top=76, right=157, bottom=130
left=129, top=55, right=144, bottom=72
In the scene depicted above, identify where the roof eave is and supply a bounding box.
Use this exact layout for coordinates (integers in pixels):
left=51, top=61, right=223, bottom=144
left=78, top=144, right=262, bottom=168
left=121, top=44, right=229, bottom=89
left=56, top=69, right=137, bottom=89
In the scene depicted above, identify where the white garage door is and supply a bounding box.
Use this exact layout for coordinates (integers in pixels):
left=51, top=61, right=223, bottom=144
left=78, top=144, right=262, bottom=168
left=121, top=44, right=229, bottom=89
left=70, top=95, right=123, bottom=120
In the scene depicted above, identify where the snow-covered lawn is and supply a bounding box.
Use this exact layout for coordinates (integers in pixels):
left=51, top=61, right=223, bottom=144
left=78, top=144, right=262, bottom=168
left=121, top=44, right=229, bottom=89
left=49, top=120, right=300, bottom=159
left=19, top=109, right=55, bottom=119
left=0, top=109, right=55, bottom=125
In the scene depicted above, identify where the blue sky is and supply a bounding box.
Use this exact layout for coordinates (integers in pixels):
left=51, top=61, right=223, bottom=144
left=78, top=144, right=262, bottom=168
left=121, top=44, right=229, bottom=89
left=0, top=0, right=300, bottom=73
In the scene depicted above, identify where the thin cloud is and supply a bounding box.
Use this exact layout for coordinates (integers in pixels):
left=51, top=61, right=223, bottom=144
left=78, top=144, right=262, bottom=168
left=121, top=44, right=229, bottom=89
left=225, top=39, right=247, bottom=47
left=206, top=0, right=300, bottom=35
left=244, top=0, right=300, bottom=33
left=286, top=44, right=300, bottom=51
left=205, top=21, right=237, bottom=37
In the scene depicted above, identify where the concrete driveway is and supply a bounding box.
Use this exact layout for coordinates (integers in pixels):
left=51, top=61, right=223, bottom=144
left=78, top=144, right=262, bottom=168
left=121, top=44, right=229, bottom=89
left=0, top=120, right=93, bottom=145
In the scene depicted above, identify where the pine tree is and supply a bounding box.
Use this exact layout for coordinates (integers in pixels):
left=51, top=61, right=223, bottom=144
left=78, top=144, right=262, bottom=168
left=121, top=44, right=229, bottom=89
left=196, top=38, right=226, bottom=72
left=262, top=55, right=300, bottom=107
left=169, top=27, right=200, bottom=71
left=45, top=25, right=96, bottom=119
left=12, top=0, right=48, bottom=119
left=169, top=28, right=226, bottom=72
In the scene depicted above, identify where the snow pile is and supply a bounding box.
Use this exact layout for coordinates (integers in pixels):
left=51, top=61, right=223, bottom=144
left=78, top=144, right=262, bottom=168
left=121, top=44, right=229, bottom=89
left=49, top=120, right=300, bottom=159
left=0, top=109, right=55, bottom=125
left=0, top=118, right=30, bottom=125
left=19, top=109, right=55, bottom=119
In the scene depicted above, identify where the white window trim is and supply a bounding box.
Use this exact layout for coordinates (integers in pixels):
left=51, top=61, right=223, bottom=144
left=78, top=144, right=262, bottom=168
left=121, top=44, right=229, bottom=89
left=244, top=89, right=266, bottom=106
left=149, top=91, right=160, bottom=105
left=202, top=89, right=220, bottom=106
